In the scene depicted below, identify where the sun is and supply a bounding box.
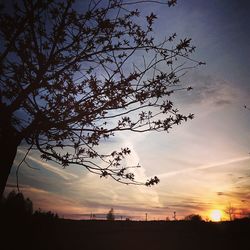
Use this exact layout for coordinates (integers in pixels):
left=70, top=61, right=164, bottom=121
left=210, top=210, right=222, bottom=222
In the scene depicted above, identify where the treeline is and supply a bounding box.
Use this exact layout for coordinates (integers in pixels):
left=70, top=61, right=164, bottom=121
left=0, top=190, right=59, bottom=220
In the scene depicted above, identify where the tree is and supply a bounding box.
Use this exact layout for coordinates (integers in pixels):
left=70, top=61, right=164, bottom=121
left=0, top=0, right=203, bottom=197
left=106, top=208, right=115, bottom=221
left=184, top=214, right=203, bottom=222
left=0, top=190, right=33, bottom=217
left=224, top=203, right=236, bottom=221
left=33, top=208, right=59, bottom=220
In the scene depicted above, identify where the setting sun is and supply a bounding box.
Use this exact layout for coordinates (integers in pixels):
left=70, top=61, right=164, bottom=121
left=210, top=210, right=222, bottom=222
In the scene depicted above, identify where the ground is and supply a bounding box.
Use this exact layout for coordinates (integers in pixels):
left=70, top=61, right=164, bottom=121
left=2, top=217, right=249, bottom=250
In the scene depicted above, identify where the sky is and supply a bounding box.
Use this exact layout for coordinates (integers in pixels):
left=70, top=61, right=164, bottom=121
left=5, top=0, right=250, bottom=221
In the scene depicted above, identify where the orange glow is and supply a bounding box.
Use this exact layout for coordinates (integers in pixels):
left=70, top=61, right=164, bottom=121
left=210, top=210, right=222, bottom=222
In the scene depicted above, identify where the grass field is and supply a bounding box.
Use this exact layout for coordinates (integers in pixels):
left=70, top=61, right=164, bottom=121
left=2, top=217, right=249, bottom=250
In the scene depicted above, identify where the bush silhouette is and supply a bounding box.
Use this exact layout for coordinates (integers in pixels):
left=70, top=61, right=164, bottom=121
left=184, top=214, right=203, bottom=222
left=33, top=208, right=59, bottom=220
left=0, top=190, right=33, bottom=218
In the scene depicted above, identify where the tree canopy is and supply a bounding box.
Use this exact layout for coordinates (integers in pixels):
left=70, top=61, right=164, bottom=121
left=0, top=190, right=33, bottom=216
left=184, top=214, right=203, bottom=222
left=106, top=208, right=115, bottom=221
left=0, top=0, right=203, bottom=197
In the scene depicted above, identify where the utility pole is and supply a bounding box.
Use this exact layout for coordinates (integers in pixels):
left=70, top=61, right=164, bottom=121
left=145, top=213, right=148, bottom=221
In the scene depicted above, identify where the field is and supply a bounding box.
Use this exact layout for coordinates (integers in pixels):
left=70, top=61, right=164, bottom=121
left=2, top=217, right=249, bottom=250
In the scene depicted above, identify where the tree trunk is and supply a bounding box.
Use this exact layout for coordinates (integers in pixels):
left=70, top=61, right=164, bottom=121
left=0, top=127, right=20, bottom=199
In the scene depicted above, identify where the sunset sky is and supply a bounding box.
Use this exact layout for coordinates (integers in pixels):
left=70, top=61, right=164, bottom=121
left=5, top=0, right=250, bottom=221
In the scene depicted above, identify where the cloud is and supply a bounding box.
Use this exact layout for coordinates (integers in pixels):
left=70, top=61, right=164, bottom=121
left=170, top=203, right=204, bottom=211
left=217, top=192, right=226, bottom=196
left=16, top=149, right=78, bottom=180
left=179, top=72, right=240, bottom=108
left=6, top=183, right=23, bottom=189
left=218, top=190, right=250, bottom=202
left=9, top=184, right=88, bottom=215
left=163, top=199, right=212, bottom=218
left=215, top=99, right=232, bottom=106
left=157, top=156, right=250, bottom=179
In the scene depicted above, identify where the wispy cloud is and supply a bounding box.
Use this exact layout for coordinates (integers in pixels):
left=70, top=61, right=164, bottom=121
left=6, top=184, right=87, bottom=215
left=17, top=149, right=78, bottom=180
left=178, top=72, right=242, bottom=109
left=158, top=156, right=250, bottom=179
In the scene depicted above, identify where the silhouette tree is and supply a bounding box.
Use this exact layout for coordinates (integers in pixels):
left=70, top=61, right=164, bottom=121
left=33, top=208, right=59, bottom=220
left=224, top=203, right=236, bottom=221
left=184, top=214, right=203, bottom=222
left=0, top=0, right=203, bottom=197
left=106, top=208, right=115, bottom=221
left=0, top=190, right=33, bottom=217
